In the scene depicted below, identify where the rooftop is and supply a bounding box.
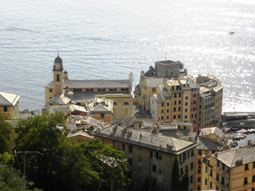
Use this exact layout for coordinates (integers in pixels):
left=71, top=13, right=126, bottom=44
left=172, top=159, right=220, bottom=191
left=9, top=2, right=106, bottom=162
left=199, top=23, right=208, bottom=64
left=212, top=146, right=255, bottom=168
left=0, top=91, right=21, bottom=106
left=63, top=79, right=131, bottom=89
left=93, top=126, right=197, bottom=155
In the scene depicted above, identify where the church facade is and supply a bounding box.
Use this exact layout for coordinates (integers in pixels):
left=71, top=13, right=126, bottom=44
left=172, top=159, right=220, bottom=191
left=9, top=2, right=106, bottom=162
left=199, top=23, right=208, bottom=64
left=44, top=55, right=134, bottom=120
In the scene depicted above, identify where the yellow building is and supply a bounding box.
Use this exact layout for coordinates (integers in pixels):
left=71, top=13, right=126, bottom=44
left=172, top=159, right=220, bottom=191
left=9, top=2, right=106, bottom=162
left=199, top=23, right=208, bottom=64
left=86, top=98, right=113, bottom=124
left=202, top=146, right=255, bottom=191
left=0, top=91, right=21, bottom=119
left=150, top=77, right=200, bottom=130
left=96, top=94, right=133, bottom=119
left=196, top=127, right=231, bottom=190
left=45, top=55, right=133, bottom=106
left=93, top=125, right=197, bottom=191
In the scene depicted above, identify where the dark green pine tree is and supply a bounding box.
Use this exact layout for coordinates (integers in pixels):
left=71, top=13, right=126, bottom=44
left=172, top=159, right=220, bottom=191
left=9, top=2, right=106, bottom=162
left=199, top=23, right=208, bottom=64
left=171, top=158, right=180, bottom=191
left=180, top=171, right=189, bottom=191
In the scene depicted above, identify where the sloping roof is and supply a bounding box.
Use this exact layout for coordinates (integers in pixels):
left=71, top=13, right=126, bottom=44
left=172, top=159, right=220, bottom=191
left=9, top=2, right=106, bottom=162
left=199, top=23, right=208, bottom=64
left=93, top=126, right=197, bottom=155
left=90, top=104, right=112, bottom=113
left=69, top=104, right=87, bottom=112
left=64, top=79, right=131, bottom=89
left=45, top=81, right=54, bottom=88
left=47, top=93, right=71, bottom=105
left=197, top=136, right=222, bottom=151
left=0, top=91, right=21, bottom=106
left=199, top=127, right=224, bottom=138
left=67, top=130, right=93, bottom=139
left=144, top=78, right=164, bottom=88
left=212, top=146, right=255, bottom=168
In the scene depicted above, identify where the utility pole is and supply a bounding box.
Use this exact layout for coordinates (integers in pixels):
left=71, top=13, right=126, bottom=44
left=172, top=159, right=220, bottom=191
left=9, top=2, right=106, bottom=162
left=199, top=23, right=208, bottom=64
left=14, top=150, right=44, bottom=191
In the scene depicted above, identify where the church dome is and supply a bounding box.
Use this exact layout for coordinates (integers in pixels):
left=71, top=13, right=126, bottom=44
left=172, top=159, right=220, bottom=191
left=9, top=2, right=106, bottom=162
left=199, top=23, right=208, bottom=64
left=54, top=55, right=62, bottom=64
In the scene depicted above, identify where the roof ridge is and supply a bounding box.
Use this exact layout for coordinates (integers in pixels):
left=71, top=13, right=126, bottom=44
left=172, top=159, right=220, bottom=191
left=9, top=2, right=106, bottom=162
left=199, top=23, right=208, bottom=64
left=230, top=149, right=237, bottom=167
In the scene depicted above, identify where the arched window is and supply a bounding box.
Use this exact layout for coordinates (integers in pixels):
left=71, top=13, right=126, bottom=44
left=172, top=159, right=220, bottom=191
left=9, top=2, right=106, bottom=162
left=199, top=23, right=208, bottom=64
left=123, top=102, right=129, bottom=105
left=57, top=74, right=60, bottom=82
left=113, top=102, right=117, bottom=105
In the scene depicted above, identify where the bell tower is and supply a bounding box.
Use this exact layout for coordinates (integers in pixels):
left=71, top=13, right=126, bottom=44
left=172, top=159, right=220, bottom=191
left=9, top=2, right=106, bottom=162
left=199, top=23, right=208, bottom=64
left=53, top=55, right=64, bottom=96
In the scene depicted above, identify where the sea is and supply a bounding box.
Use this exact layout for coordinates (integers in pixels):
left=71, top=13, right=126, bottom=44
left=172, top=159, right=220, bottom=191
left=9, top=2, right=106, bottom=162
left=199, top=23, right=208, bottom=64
left=1, top=0, right=255, bottom=112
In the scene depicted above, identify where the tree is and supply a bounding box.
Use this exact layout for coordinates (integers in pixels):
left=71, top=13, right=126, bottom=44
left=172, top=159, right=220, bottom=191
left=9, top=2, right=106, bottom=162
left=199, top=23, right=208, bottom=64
left=0, top=164, right=43, bottom=191
left=180, top=172, right=189, bottom=191
left=171, top=158, right=180, bottom=191
left=0, top=114, right=14, bottom=154
left=14, top=112, right=98, bottom=191
left=80, top=139, right=131, bottom=191
left=14, top=112, right=131, bottom=191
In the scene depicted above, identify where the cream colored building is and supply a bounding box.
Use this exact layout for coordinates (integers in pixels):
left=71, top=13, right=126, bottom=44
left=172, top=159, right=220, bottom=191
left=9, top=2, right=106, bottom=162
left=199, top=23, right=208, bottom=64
left=0, top=91, right=20, bottom=119
left=202, top=146, right=255, bottom=191
left=93, top=125, right=197, bottom=191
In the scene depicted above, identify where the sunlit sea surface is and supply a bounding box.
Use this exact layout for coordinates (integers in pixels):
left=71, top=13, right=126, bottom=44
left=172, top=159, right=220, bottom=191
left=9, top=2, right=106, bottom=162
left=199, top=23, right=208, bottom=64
left=1, top=0, right=255, bottom=112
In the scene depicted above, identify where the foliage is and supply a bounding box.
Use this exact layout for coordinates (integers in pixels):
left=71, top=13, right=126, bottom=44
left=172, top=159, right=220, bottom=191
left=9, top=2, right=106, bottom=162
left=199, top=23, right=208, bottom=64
left=171, top=158, right=180, bottom=191
left=0, top=164, right=43, bottom=191
left=180, top=172, right=189, bottom=191
left=0, top=114, right=15, bottom=154
left=14, top=112, right=131, bottom=191
left=80, top=139, right=131, bottom=191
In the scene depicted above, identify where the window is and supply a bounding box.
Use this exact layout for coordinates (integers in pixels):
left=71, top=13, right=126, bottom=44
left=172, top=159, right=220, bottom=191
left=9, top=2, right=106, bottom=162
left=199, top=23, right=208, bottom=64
left=4, top=106, right=8, bottom=112
left=210, top=182, right=212, bottom=189
left=49, top=89, right=53, bottom=92
left=197, top=177, right=201, bottom=182
left=179, top=93, right=181, bottom=97
left=244, top=177, right=248, bottom=185
left=167, top=102, right=169, bottom=106
left=129, top=145, right=132, bottom=153
left=186, top=96, right=188, bottom=100
left=174, top=101, right=177, bottom=105
left=159, top=169, right=162, bottom=174
left=198, top=169, right=201, bottom=174
left=174, top=94, right=177, bottom=98
left=194, top=94, right=196, bottom=97
left=128, top=158, right=132, bottom=166
left=221, top=177, right=225, bottom=185
left=210, top=169, right=213, bottom=177
left=152, top=88, right=156, bottom=92
left=161, top=103, right=164, bottom=107
left=101, top=114, right=104, bottom=118
left=57, top=74, right=60, bottom=81
left=185, top=165, right=188, bottom=172
left=205, top=166, right=207, bottom=173
left=205, top=178, right=207, bottom=185
left=173, top=115, right=176, bottom=119
left=193, top=107, right=196, bottom=111
left=167, top=109, right=169, bottom=113
left=179, top=100, right=181, bottom=104
left=123, top=102, right=129, bottom=105
left=161, top=116, right=164, bottom=120
left=245, top=164, right=249, bottom=170
left=185, top=115, right=187, bottom=119
left=167, top=116, right=169, bottom=119
left=190, top=175, right=193, bottom=183
left=253, top=162, right=255, bottom=168
left=193, top=100, right=196, bottom=104
left=185, top=102, right=188, bottom=106
left=178, top=107, right=181, bottom=111
left=185, top=108, right=187, bottom=112
left=253, top=175, right=255, bottom=182
left=181, top=168, right=183, bottom=175
left=178, top=115, right=181, bottom=119
left=122, top=144, right=125, bottom=151
left=198, top=150, right=202, bottom=155
left=198, top=160, right=201, bottom=165
left=191, top=162, right=193, bottom=170
left=174, top=107, right=176, bottom=112
left=222, top=163, right=225, bottom=170
left=161, top=110, right=164, bottom=113
left=216, top=173, right=219, bottom=181
left=191, top=150, right=194, bottom=156
left=217, top=160, right=219, bottom=167
left=153, top=165, right=157, bottom=172
left=138, top=156, right=142, bottom=162
left=216, top=186, right=219, bottom=190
